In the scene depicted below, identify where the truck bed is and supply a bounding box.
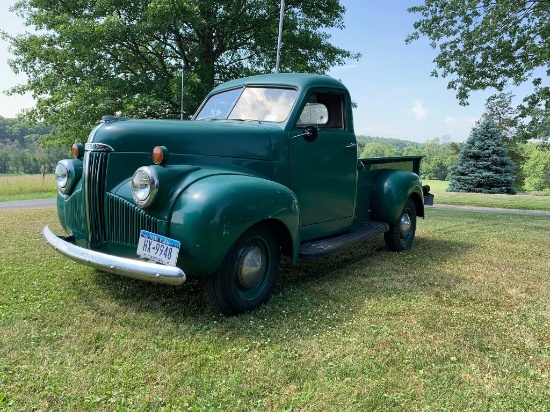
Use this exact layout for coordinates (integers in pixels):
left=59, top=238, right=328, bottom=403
left=358, top=156, right=423, bottom=175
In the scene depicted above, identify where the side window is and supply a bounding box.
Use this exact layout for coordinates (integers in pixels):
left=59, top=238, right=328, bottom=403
left=296, top=93, right=345, bottom=129
left=297, top=96, right=329, bottom=126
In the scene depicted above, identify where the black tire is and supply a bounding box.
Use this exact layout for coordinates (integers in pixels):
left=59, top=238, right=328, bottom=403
left=205, top=225, right=279, bottom=316
left=384, top=198, right=417, bottom=251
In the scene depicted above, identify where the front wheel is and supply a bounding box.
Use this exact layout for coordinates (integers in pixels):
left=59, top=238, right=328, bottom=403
left=384, top=198, right=417, bottom=251
left=205, top=225, right=279, bottom=316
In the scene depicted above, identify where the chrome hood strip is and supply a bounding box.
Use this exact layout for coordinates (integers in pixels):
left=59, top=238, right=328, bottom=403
left=85, top=143, right=114, bottom=152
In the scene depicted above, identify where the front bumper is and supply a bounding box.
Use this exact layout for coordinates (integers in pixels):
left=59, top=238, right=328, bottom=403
left=42, top=226, right=186, bottom=285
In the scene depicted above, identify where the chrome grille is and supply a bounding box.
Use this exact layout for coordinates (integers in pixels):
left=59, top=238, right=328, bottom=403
left=83, top=145, right=164, bottom=249
left=106, top=193, right=160, bottom=247
left=84, top=151, right=109, bottom=248
left=64, top=189, right=87, bottom=236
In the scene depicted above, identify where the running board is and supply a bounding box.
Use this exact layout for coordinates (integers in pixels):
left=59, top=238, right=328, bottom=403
left=299, top=221, right=389, bottom=260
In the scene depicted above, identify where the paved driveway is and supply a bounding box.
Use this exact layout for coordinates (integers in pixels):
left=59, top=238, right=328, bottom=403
left=431, top=204, right=550, bottom=216
left=0, top=198, right=56, bottom=211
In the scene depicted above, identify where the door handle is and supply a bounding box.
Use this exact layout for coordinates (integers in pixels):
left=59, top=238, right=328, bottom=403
left=345, top=143, right=357, bottom=148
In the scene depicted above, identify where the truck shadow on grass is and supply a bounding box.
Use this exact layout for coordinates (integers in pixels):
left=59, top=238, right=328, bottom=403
left=82, top=236, right=473, bottom=330
left=275, top=236, right=471, bottom=303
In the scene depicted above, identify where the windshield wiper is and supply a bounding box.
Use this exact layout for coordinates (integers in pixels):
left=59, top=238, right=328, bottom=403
left=228, top=118, right=260, bottom=123
left=196, top=116, right=223, bottom=121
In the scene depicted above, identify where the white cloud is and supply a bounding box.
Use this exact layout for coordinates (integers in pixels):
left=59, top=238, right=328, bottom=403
left=443, top=115, right=477, bottom=129
left=411, top=100, right=427, bottom=120
left=444, top=116, right=457, bottom=126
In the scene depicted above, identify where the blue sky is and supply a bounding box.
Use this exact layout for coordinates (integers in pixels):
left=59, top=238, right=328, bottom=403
left=0, top=1, right=532, bottom=142
left=326, top=0, right=499, bottom=143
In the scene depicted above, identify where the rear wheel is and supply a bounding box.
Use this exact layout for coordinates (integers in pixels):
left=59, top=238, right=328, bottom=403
left=384, top=198, right=417, bottom=251
left=205, top=225, right=279, bottom=316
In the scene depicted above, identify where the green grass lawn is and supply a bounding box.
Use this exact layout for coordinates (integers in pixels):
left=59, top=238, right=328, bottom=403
left=0, top=174, right=57, bottom=202
left=424, top=179, right=550, bottom=211
left=1, top=208, right=548, bottom=411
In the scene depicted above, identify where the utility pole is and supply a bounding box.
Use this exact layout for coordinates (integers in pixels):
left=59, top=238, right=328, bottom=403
left=180, top=60, right=184, bottom=120
left=275, top=0, right=285, bottom=73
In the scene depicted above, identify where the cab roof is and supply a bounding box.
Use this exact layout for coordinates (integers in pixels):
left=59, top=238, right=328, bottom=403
left=209, top=73, right=348, bottom=95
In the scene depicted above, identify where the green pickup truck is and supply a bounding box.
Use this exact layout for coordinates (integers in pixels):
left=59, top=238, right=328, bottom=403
left=43, top=73, right=426, bottom=315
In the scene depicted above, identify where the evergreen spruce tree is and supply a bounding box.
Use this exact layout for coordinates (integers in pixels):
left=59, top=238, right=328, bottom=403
left=447, top=119, right=516, bottom=194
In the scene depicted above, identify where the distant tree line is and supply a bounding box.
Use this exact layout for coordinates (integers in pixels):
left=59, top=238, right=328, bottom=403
left=358, top=134, right=550, bottom=192
left=0, top=116, right=67, bottom=174
left=357, top=135, right=459, bottom=181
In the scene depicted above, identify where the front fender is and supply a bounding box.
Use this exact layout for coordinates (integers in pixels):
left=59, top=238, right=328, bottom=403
left=369, top=170, right=424, bottom=224
left=169, top=174, right=300, bottom=276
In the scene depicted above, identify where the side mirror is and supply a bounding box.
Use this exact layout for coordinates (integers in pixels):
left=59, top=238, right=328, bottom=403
left=293, top=125, right=318, bottom=142
left=303, top=126, right=318, bottom=141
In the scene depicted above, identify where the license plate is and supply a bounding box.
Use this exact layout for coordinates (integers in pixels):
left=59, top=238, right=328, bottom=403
left=137, top=230, right=180, bottom=266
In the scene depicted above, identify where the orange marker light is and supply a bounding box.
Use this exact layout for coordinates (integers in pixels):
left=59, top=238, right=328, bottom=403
left=72, top=143, right=84, bottom=158
left=152, top=146, right=168, bottom=165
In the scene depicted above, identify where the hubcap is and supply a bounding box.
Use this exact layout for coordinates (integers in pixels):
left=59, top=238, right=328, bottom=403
left=399, top=212, right=411, bottom=238
left=237, top=245, right=266, bottom=289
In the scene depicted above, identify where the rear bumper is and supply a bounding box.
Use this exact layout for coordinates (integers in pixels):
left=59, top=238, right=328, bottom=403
left=42, top=226, right=186, bottom=286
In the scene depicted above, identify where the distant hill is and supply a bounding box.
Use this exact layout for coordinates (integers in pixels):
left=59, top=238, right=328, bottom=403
left=0, top=116, right=64, bottom=174
left=0, top=116, right=52, bottom=146
left=357, top=135, right=423, bottom=151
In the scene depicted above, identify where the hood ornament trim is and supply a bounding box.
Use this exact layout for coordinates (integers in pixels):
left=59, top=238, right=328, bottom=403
left=85, top=143, right=114, bottom=152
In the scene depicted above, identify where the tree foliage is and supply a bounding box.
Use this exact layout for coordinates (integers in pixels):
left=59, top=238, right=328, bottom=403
left=480, top=92, right=527, bottom=186
left=407, top=0, right=550, bottom=143
left=2, top=0, right=359, bottom=146
left=521, top=143, right=550, bottom=192
left=0, top=116, right=65, bottom=173
left=447, top=119, right=516, bottom=194
left=481, top=92, right=518, bottom=141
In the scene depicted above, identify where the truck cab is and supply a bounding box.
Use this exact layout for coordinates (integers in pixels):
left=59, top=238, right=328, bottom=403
left=43, top=73, right=425, bottom=315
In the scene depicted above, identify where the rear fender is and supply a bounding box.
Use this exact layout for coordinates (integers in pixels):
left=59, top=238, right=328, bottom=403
left=369, top=170, right=424, bottom=224
left=169, top=174, right=300, bottom=276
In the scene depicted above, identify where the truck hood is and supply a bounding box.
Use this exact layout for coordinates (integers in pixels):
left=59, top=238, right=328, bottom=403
left=88, top=118, right=282, bottom=160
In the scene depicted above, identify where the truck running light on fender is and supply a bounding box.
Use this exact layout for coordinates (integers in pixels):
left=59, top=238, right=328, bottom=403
left=152, top=146, right=169, bottom=165
left=72, top=143, right=84, bottom=158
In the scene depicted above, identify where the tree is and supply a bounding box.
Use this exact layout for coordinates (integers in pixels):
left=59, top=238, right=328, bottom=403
left=359, top=142, right=399, bottom=158
left=521, top=143, right=550, bottom=192
left=406, top=1, right=550, bottom=143
left=2, top=0, right=359, bottom=146
left=481, top=93, right=518, bottom=141
left=420, top=138, right=458, bottom=180
left=480, top=92, right=527, bottom=186
left=447, top=119, right=516, bottom=194
left=0, top=116, right=64, bottom=173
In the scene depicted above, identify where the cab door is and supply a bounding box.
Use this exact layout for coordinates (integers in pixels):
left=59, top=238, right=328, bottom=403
left=289, top=92, right=358, bottom=240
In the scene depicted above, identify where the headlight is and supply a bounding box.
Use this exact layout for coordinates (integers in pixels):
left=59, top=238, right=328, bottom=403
left=55, top=160, right=74, bottom=194
left=131, top=166, right=159, bottom=208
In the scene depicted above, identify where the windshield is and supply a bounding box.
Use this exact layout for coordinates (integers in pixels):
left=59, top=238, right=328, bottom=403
left=195, top=87, right=298, bottom=122
left=195, top=87, right=242, bottom=120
